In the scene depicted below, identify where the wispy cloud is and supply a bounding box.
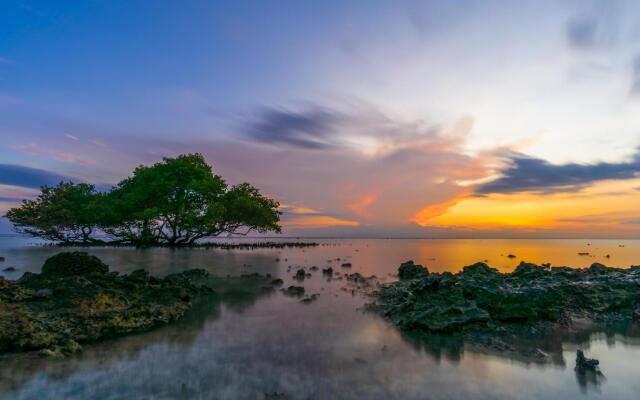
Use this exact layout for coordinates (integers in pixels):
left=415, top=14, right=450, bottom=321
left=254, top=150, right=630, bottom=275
left=91, top=139, right=107, bottom=147
left=12, top=143, right=93, bottom=165
left=0, top=184, right=40, bottom=203
left=279, top=203, right=322, bottom=215
left=64, top=133, right=80, bottom=141
left=282, top=215, right=359, bottom=228
left=244, top=104, right=458, bottom=157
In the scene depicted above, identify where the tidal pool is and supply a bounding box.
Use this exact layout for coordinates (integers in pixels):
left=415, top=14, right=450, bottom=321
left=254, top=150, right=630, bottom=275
left=1, top=237, right=639, bottom=399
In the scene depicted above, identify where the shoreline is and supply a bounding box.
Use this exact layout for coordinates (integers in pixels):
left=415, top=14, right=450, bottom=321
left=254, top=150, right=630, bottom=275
left=56, top=241, right=320, bottom=250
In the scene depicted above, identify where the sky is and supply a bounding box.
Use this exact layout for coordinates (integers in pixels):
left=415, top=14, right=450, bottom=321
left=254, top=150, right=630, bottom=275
left=2, top=0, right=640, bottom=238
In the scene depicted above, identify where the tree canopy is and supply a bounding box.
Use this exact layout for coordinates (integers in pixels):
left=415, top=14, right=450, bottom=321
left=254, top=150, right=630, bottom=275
left=5, top=154, right=281, bottom=246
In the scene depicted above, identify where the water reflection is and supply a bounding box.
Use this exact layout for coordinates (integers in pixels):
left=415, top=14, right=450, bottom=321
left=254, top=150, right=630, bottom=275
left=400, top=322, right=640, bottom=369
left=0, top=238, right=639, bottom=399
left=575, top=364, right=607, bottom=393
left=0, top=275, right=276, bottom=397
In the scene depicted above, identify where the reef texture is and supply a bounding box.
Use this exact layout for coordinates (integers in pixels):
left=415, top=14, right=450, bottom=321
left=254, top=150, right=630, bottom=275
left=0, top=252, right=215, bottom=357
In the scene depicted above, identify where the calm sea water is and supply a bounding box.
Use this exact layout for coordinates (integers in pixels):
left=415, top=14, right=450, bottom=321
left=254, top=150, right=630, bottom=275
left=1, top=237, right=639, bottom=400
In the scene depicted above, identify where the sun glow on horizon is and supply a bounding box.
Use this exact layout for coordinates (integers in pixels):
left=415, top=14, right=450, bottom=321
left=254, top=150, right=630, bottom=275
left=415, top=179, right=640, bottom=233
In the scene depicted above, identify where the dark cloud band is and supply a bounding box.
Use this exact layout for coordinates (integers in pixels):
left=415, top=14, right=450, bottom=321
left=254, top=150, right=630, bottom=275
left=478, top=151, right=640, bottom=194
left=0, top=164, right=72, bottom=189
left=246, top=107, right=340, bottom=149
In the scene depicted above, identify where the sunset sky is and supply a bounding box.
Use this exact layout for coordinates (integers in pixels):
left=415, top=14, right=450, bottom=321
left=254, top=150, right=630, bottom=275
left=2, top=1, right=640, bottom=237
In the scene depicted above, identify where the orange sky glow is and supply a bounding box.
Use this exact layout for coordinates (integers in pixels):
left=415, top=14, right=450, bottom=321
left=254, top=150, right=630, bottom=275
left=415, top=179, right=640, bottom=235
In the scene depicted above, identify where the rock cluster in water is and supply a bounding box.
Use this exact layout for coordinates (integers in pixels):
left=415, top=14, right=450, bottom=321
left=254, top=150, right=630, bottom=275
left=282, top=285, right=305, bottom=297
left=376, top=260, right=640, bottom=334
left=0, top=252, right=227, bottom=357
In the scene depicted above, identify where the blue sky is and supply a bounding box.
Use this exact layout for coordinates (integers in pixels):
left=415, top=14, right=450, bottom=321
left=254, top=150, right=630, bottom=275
left=2, top=1, right=640, bottom=237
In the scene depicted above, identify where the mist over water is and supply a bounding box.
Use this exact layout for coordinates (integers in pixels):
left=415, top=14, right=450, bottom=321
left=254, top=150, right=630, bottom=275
left=1, top=238, right=639, bottom=399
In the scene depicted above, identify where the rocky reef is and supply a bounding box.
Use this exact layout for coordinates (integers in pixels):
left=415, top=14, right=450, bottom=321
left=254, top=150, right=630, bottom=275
left=0, top=252, right=277, bottom=357
left=373, top=260, right=640, bottom=360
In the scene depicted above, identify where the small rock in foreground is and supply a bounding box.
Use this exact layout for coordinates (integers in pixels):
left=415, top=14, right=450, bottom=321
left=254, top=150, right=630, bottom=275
left=575, top=350, right=599, bottom=373
left=300, top=294, right=320, bottom=304
left=293, top=269, right=306, bottom=280
left=282, top=285, right=305, bottom=297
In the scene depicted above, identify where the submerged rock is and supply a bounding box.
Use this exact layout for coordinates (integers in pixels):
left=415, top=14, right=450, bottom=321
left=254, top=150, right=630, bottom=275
left=293, top=269, right=306, bottom=280
left=282, top=286, right=305, bottom=297
left=340, top=263, right=352, bottom=268
left=322, top=267, right=333, bottom=276
left=0, top=252, right=213, bottom=356
left=300, top=294, right=320, bottom=304
left=344, top=272, right=377, bottom=287
left=575, top=350, right=599, bottom=373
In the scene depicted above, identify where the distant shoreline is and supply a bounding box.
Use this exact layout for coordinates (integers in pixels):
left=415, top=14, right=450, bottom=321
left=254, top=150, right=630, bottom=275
left=1, top=234, right=639, bottom=241
left=56, top=241, right=320, bottom=250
